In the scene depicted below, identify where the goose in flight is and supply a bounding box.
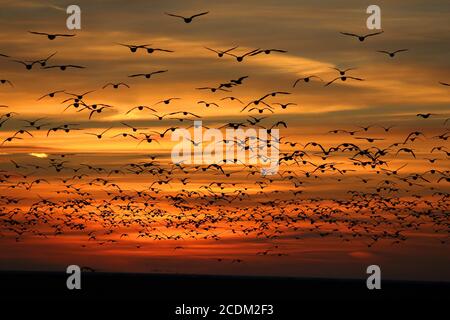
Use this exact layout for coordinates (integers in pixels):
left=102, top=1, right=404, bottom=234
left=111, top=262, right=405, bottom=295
left=117, top=43, right=151, bottom=53
left=38, top=90, right=65, bottom=101
left=145, top=46, right=174, bottom=54
left=36, top=52, right=57, bottom=67
left=102, top=82, right=130, bottom=89
left=0, top=79, right=13, bottom=86
left=12, top=59, right=40, bottom=70
left=1, top=136, right=23, bottom=146
left=165, top=11, right=209, bottom=23
left=340, top=30, right=384, bottom=41
left=220, top=96, right=243, bottom=104
left=43, top=64, right=85, bottom=71
left=154, top=98, right=180, bottom=105
left=128, top=70, right=168, bottom=79
left=377, top=49, right=408, bottom=58
left=126, top=105, right=157, bottom=114
left=293, top=75, right=323, bottom=87
left=85, top=127, right=113, bottom=139
left=325, top=76, right=364, bottom=86
left=204, top=46, right=238, bottom=57
left=198, top=101, right=220, bottom=108
left=416, top=113, right=435, bottom=119
left=225, top=48, right=260, bottom=62
left=250, top=49, right=287, bottom=56
left=330, top=67, right=357, bottom=75
left=28, top=31, right=75, bottom=40
left=274, top=102, right=297, bottom=110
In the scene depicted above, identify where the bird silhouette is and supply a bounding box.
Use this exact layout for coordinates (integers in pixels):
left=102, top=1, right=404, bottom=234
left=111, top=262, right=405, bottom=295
left=225, top=48, right=260, bottom=62
left=416, top=113, right=435, bottom=119
left=293, top=76, right=323, bottom=87
left=340, top=30, right=384, bottom=41
left=85, top=127, right=113, bottom=139
left=117, top=43, right=151, bottom=52
left=377, top=49, right=408, bottom=58
left=330, top=67, right=357, bottom=75
left=165, top=11, right=209, bottom=23
left=128, top=70, right=168, bottom=78
left=204, top=46, right=238, bottom=57
left=0, top=79, right=13, bottom=86
left=12, top=59, right=40, bottom=70
left=154, top=98, right=180, bottom=105
left=28, top=31, right=75, bottom=40
left=325, top=76, right=364, bottom=86
left=43, top=64, right=85, bottom=71
left=102, top=82, right=130, bottom=89
left=145, top=46, right=174, bottom=54
left=126, top=106, right=157, bottom=114
left=250, top=49, right=287, bottom=56
left=37, top=90, right=65, bottom=100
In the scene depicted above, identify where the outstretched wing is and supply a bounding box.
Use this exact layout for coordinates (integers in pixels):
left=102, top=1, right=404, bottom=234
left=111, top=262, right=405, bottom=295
left=54, top=33, right=76, bottom=37
left=325, top=77, right=340, bottom=86
left=28, top=31, right=48, bottom=36
left=340, top=32, right=359, bottom=37
left=165, top=12, right=185, bottom=19
left=365, top=31, right=384, bottom=37
left=191, top=11, right=209, bottom=19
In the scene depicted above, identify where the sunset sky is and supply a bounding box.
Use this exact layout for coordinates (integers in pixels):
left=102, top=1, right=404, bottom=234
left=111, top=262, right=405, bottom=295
left=0, top=0, right=449, bottom=281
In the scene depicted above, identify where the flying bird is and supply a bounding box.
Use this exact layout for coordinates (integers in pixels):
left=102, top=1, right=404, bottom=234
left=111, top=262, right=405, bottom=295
left=204, top=46, right=238, bottom=57
left=102, top=82, right=130, bottom=89
left=37, top=90, right=65, bottom=100
left=250, top=49, right=287, bottom=56
left=126, top=106, right=157, bottom=114
left=198, top=101, right=220, bottom=108
left=28, top=31, right=75, bottom=40
left=225, top=48, right=260, bottom=62
left=88, top=106, right=112, bottom=119
left=330, top=67, right=357, bottom=75
left=220, top=96, right=244, bottom=104
left=128, top=70, right=168, bottom=79
left=340, top=31, right=384, bottom=41
left=0, top=79, right=13, bottom=87
left=325, top=76, right=364, bottom=86
left=417, top=113, right=435, bottom=119
left=1, top=136, right=23, bottom=146
left=43, top=65, right=85, bottom=71
left=85, top=127, right=113, bottom=139
left=293, top=76, right=323, bottom=87
left=117, top=43, right=151, bottom=52
left=165, top=11, right=209, bottom=23
left=273, top=103, right=297, bottom=109
left=12, top=59, right=40, bottom=70
left=36, top=52, right=58, bottom=67
left=145, top=46, right=174, bottom=54
left=154, top=98, right=180, bottom=105
left=377, top=49, right=408, bottom=58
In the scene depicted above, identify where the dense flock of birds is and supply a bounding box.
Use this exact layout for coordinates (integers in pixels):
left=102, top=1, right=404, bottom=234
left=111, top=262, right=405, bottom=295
left=0, top=10, right=449, bottom=265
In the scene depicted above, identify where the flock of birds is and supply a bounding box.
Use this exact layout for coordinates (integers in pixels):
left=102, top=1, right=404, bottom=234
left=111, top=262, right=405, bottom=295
left=0, top=10, right=449, bottom=267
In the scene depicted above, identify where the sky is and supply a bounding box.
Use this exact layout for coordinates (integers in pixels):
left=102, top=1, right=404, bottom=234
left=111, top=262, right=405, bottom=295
left=0, top=0, right=449, bottom=281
